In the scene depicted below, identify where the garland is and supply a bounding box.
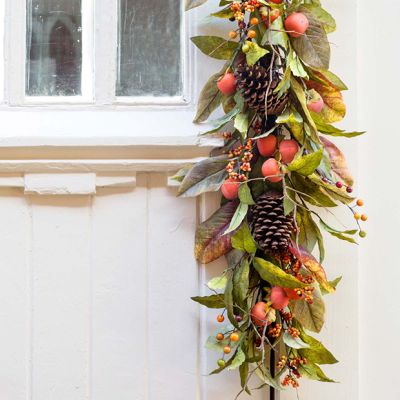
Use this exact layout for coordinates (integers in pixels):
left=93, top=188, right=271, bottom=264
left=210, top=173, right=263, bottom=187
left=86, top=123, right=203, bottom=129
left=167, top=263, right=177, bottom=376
left=177, top=0, right=366, bottom=395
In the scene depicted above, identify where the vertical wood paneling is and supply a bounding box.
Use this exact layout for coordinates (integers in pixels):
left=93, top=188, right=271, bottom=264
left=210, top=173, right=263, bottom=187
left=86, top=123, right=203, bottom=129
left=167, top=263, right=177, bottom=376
left=30, top=196, right=92, bottom=400
left=90, top=175, right=148, bottom=400
left=146, top=173, right=200, bottom=399
left=0, top=189, right=30, bottom=400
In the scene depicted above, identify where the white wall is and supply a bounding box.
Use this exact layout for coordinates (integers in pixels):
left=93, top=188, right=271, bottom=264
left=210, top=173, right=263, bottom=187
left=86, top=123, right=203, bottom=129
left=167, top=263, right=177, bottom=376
left=358, top=1, right=400, bottom=400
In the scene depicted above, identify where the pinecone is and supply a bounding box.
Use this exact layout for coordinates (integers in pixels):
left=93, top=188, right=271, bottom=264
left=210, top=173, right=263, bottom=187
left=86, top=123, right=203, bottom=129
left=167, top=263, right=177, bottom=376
left=234, top=64, right=289, bottom=116
left=250, top=191, right=294, bottom=254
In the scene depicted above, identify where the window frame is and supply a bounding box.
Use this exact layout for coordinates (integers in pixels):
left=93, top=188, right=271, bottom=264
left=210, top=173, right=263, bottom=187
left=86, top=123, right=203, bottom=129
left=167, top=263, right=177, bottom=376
left=5, top=0, right=192, bottom=108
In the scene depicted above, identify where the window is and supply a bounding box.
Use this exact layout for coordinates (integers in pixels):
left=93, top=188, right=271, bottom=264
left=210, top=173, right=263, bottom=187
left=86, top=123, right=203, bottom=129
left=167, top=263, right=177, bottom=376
left=117, top=0, right=183, bottom=98
left=26, top=0, right=83, bottom=97
left=20, top=0, right=186, bottom=104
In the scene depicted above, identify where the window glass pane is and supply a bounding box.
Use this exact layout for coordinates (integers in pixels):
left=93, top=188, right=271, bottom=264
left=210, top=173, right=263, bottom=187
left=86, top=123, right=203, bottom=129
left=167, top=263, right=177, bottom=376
left=26, top=0, right=82, bottom=96
left=117, top=0, right=182, bottom=97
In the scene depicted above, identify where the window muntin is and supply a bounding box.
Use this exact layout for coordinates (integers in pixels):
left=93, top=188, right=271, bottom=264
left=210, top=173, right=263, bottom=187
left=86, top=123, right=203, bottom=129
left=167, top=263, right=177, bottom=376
left=116, top=0, right=183, bottom=98
left=26, top=0, right=83, bottom=97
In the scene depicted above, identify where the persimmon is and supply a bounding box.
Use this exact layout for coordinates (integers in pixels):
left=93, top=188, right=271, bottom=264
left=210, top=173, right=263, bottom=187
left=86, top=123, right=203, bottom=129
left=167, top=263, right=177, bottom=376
left=284, top=13, right=309, bottom=38
left=217, top=73, right=237, bottom=95
left=307, top=97, right=325, bottom=113
left=279, top=140, right=299, bottom=164
left=251, top=301, right=268, bottom=327
left=257, top=135, right=277, bottom=157
left=269, top=0, right=283, bottom=3
left=221, top=179, right=240, bottom=200
left=261, top=158, right=282, bottom=182
left=270, top=286, right=290, bottom=310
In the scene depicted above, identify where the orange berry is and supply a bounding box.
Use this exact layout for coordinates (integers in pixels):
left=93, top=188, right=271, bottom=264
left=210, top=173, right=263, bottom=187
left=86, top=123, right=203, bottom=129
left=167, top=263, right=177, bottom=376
left=248, top=30, right=257, bottom=39
left=357, top=199, right=364, bottom=207
left=217, top=315, right=225, bottom=323
left=223, top=346, right=231, bottom=354
left=361, top=214, right=368, bottom=222
left=216, top=333, right=224, bottom=341
left=230, top=332, right=240, bottom=342
left=250, top=17, right=259, bottom=26
left=229, top=30, right=238, bottom=39
left=354, top=213, right=361, bottom=220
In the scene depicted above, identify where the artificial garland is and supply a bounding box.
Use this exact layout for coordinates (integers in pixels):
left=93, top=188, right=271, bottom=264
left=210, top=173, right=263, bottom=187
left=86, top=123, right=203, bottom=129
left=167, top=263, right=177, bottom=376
left=177, top=0, right=366, bottom=396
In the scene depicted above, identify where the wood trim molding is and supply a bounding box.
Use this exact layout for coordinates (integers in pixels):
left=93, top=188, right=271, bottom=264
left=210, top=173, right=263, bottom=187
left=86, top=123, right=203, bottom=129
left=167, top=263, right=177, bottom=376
left=0, top=136, right=222, bottom=194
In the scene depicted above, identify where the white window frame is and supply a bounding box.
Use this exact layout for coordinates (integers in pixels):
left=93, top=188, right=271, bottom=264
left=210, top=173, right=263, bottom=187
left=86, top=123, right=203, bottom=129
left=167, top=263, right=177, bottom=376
left=0, top=0, right=212, bottom=145
left=5, top=0, right=191, bottom=107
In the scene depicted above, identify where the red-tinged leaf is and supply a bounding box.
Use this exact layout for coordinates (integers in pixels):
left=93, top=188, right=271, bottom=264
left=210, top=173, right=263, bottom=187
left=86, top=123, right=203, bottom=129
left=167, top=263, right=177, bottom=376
left=308, top=68, right=347, bottom=91
left=288, top=242, right=335, bottom=294
left=306, top=79, right=346, bottom=123
left=320, top=136, right=354, bottom=186
left=195, top=202, right=239, bottom=264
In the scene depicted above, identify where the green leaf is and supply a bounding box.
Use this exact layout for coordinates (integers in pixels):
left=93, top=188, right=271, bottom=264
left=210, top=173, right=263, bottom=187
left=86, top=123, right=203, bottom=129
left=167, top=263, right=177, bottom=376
left=239, top=362, right=250, bottom=391
left=288, top=49, right=308, bottom=78
left=208, top=275, right=228, bottom=291
left=205, top=324, right=235, bottom=351
left=290, top=8, right=330, bottom=69
left=319, top=220, right=358, bottom=244
left=191, top=294, right=225, bottom=309
left=262, top=16, right=289, bottom=49
left=298, top=328, right=338, bottom=364
left=301, top=4, right=336, bottom=34
left=288, top=149, right=323, bottom=176
left=283, top=196, right=295, bottom=216
left=185, top=0, right=208, bottom=11
left=234, top=112, right=249, bottom=137
left=193, top=68, right=224, bottom=123
left=211, top=8, right=234, bottom=18
left=171, top=165, right=192, bottom=183
left=283, top=332, right=310, bottom=349
left=255, top=366, right=282, bottom=391
left=202, top=93, right=244, bottom=133
left=297, top=207, right=325, bottom=261
left=233, top=259, right=250, bottom=308
left=290, top=284, right=325, bottom=333
left=274, top=66, right=292, bottom=98
left=308, top=173, right=355, bottom=204
left=238, top=183, right=255, bottom=205
left=276, top=109, right=304, bottom=142
left=224, top=202, right=249, bottom=235
left=225, top=274, right=239, bottom=328
left=299, top=362, right=336, bottom=382
left=254, top=258, right=306, bottom=289
left=178, top=156, right=228, bottom=197
left=290, top=77, right=320, bottom=143
left=195, top=202, right=238, bottom=264
left=231, top=223, right=257, bottom=253
left=191, top=36, right=239, bottom=60
left=228, top=347, right=246, bottom=370
left=289, top=173, right=337, bottom=207
left=321, top=276, right=342, bottom=295
left=246, top=42, right=269, bottom=66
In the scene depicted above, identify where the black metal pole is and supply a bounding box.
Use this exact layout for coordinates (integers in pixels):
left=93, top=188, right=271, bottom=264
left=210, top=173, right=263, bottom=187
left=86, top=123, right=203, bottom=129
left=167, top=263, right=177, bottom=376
left=270, top=350, right=276, bottom=400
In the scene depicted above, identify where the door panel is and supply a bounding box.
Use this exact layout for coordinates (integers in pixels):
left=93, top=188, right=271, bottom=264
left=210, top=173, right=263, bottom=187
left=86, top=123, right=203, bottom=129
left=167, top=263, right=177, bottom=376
left=0, top=174, right=265, bottom=399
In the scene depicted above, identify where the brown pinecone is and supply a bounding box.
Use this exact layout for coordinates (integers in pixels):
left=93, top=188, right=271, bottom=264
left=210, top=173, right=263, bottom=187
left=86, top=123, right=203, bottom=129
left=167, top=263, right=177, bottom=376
left=234, top=64, right=289, bottom=116
left=250, top=191, right=294, bottom=254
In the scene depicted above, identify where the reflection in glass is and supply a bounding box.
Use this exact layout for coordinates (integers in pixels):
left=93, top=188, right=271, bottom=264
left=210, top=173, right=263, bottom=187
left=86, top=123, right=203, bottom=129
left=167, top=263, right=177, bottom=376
left=26, top=0, right=82, bottom=96
left=117, top=0, right=182, bottom=97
